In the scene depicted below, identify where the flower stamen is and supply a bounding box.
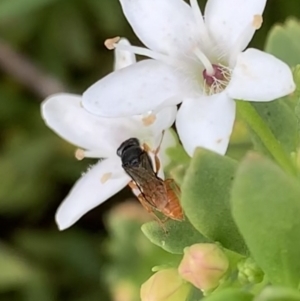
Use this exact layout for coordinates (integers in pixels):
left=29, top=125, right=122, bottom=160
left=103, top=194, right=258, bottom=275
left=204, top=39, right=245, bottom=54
left=75, top=149, right=85, bottom=160
left=202, top=64, right=231, bottom=95
left=104, top=37, right=121, bottom=50
left=193, top=47, right=214, bottom=75
left=75, top=149, right=104, bottom=160
left=108, top=39, right=181, bottom=68
left=252, top=14, right=263, bottom=30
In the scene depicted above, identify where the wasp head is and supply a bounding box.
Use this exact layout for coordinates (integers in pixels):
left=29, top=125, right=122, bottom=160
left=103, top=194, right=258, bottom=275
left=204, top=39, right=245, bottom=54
left=117, top=138, right=143, bottom=167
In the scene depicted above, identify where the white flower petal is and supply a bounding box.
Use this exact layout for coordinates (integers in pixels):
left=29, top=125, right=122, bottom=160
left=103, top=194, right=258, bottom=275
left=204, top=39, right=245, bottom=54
left=136, top=106, right=176, bottom=164
left=150, top=106, right=177, bottom=136
left=82, top=60, right=186, bottom=117
left=41, top=93, right=142, bottom=156
left=119, top=0, right=197, bottom=58
left=55, top=158, right=129, bottom=230
left=176, top=93, right=235, bottom=156
left=227, top=48, right=296, bottom=101
left=205, top=0, right=266, bottom=54
left=42, top=93, right=112, bottom=156
left=114, top=38, right=136, bottom=71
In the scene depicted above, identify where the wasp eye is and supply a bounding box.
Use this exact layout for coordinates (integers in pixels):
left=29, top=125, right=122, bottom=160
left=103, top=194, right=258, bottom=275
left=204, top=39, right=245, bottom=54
left=130, top=158, right=139, bottom=166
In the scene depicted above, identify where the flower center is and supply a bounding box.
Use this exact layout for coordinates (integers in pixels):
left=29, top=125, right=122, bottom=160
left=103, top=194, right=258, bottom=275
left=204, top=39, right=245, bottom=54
left=193, top=47, right=232, bottom=95
left=202, top=64, right=231, bottom=95
left=203, top=64, right=225, bottom=86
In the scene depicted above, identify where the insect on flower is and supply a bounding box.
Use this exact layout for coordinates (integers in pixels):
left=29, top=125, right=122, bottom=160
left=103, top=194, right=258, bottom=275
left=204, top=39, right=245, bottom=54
left=117, top=137, right=184, bottom=223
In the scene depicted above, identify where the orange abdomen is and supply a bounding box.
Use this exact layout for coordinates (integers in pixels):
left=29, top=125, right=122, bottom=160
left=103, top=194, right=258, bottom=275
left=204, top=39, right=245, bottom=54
left=163, top=180, right=184, bottom=221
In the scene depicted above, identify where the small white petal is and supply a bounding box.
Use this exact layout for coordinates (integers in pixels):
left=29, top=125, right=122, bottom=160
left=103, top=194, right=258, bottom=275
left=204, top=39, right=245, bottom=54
left=42, top=93, right=112, bottom=156
left=55, top=158, right=129, bottom=230
left=83, top=60, right=186, bottom=117
left=150, top=106, right=177, bottom=136
left=176, top=93, right=235, bottom=156
left=42, top=93, right=176, bottom=155
left=119, top=0, right=197, bottom=58
left=41, top=93, right=144, bottom=156
left=114, top=38, right=136, bottom=70
left=227, top=48, right=296, bottom=101
left=135, top=106, right=177, bottom=161
left=205, top=0, right=266, bottom=54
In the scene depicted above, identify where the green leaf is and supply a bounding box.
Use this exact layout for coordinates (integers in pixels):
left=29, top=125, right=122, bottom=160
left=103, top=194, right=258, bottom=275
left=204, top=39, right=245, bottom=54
left=164, top=131, right=190, bottom=177
left=296, top=98, right=300, bottom=136
left=231, top=153, right=300, bottom=287
left=250, top=101, right=298, bottom=156
left=203, top=289, right=253, bottom=301
left=255, top=287, right=300, bottom=301
left=142, top=219, right=209, bottom=254
left=0, top=243, right=33, bottom=290
left=186, top=286, right=203, bottom=301
left=166, top=146, right=190, bottom=166
left=169, top=164, right=189, bottom=186
left=265, top=18, right=300, bottom=66
left=0, top=0, right=58, bottom=22
left=180, top=148, right=247, bottom=255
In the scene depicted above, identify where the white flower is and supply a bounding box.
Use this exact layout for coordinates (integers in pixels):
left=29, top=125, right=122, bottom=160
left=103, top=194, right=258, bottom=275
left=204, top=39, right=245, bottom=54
left=41, top=39, right=177, bottom=230
left=82, top=0, right=295, bottom=156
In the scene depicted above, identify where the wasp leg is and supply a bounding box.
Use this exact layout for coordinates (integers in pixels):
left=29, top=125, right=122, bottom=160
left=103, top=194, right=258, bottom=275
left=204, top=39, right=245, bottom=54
left=142, top=142, right=161, bottom=174
left=142, top=131, right=165, bottom=174
left=138, top=194, right=168, bottom=233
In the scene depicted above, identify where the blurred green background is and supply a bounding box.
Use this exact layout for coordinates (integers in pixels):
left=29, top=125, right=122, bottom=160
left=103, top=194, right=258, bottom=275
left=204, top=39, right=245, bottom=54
left=0, top=0, right=299, bottom=300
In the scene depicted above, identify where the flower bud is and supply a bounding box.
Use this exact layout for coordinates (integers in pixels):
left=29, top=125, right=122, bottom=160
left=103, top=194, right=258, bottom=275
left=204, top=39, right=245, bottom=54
left=238, top=258, right=264, bottom=285
left=111, top=280, right=137, bottom=301
left=178, top=243, right=229, bottom=291
left=140, top=268, right=190, bottom=301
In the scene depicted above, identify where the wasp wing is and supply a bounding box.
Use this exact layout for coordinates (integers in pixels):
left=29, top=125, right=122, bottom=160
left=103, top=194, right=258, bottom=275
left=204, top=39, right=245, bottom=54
left=124, top=152, right=161, bottom=208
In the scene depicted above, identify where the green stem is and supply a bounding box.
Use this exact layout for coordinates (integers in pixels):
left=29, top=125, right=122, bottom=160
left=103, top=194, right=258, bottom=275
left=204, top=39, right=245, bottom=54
left=236, top=101, right=297, bottom=176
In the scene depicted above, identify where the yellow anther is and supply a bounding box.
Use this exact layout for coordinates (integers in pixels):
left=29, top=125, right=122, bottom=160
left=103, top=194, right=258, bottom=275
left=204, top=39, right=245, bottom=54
left=142, top=113, right=157, bottom=126
left=101, top=172, right=112, bottom=184
left=104, top=37, right=121, bottom=50
left=252, top=15, right=263, bottom=30
left=75, top=149, right=85, bottom=160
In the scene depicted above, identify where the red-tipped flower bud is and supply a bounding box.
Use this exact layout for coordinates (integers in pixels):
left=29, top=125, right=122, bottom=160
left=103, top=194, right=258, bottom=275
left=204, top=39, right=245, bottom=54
left=178, top=243, right=229, bottom=291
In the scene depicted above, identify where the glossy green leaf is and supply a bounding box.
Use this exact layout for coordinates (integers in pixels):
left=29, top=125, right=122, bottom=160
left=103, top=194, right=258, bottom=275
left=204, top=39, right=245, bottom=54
left=231, top=153, right=300, bottom=287
left=142, top=219, right=209, bottom=254
left=255, top=287, right=300, bottom=301
left=203, top=289, right=253, bottom=301
left=250, top=100, right=298, bottom=156
left=180, top=148, right=247, bottom=255
left=265, top=18, right=300, bottom=66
